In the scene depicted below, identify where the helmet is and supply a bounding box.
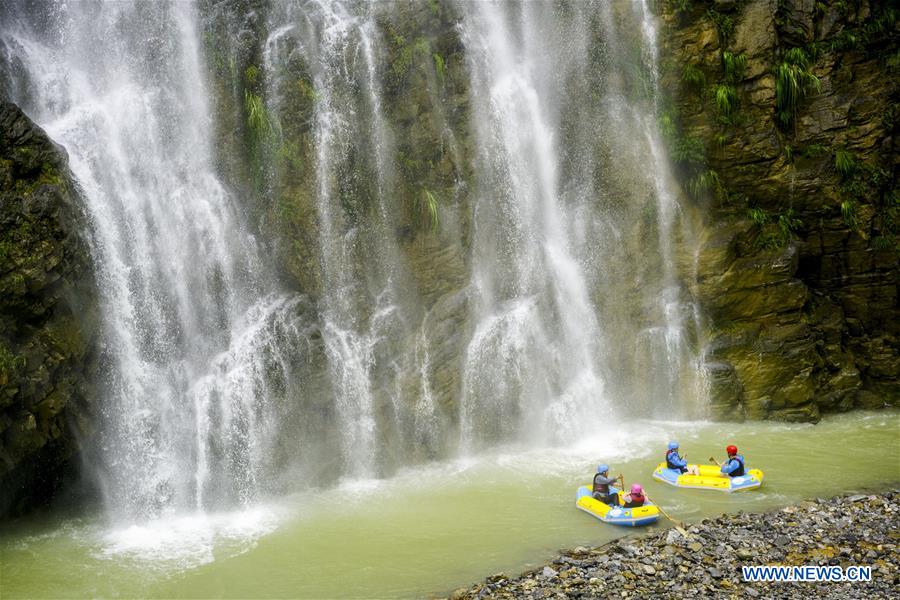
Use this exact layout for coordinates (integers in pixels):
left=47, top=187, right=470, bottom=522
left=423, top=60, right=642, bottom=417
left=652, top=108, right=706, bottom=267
left=726, top=445, right=738, bottom=456
left=631, top=483, right=643, bottom=494
left=597, top=464, right=609, bottom=474
left=668, top=441, right=678, bottom=450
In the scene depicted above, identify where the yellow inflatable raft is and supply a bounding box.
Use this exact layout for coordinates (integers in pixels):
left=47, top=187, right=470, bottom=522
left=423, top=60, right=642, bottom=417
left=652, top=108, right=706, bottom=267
left=652, top=463, right=764, bottom=492
left=575, top=485, right=660, bottom=526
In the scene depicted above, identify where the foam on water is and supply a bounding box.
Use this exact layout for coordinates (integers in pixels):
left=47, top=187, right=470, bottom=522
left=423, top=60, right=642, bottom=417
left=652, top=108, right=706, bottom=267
left=96, top=505, right=282, bottom=570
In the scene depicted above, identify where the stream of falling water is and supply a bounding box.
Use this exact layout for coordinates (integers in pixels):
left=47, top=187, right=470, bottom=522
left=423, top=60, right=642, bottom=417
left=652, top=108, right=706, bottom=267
left=0, top=0, right=708, bottom=523
left=262, top=0, right=422, bottom=478
left=458, top=1, right=610, bottom=449
left=1, top=1, right=306, bottom=519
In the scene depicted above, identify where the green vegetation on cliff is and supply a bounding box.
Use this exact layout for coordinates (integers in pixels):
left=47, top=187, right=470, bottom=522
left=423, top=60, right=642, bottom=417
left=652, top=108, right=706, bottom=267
left=774, top=47, right=820, bottom=129
left=660, top=0, right=899, bottom=421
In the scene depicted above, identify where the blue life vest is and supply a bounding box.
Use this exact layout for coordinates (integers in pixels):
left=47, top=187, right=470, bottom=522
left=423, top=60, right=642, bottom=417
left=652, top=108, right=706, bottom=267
left=666, top=449, right=682, bottom=470
left=728, top=455, right=745, bottom=477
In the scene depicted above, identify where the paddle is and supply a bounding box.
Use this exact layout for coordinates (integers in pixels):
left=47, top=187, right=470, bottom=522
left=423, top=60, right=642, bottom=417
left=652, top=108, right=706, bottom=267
left=709, top=456, right=723, bottom=467
left=648, top=496, right=686, bottom=529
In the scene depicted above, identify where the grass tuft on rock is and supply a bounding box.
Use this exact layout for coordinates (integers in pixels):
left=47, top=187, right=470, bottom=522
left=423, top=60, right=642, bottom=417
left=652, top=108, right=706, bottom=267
left=834, top=148, right=856, bottom=178
left=413, top=188, right=439, bottom=233
left=775, top=48, right=821, bottom=130
left=681, top=63, right=706, bottom=94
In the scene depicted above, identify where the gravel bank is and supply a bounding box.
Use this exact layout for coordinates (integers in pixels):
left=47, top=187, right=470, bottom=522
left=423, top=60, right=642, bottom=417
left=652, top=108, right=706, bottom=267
left=441, top=490, right=899, bottom=599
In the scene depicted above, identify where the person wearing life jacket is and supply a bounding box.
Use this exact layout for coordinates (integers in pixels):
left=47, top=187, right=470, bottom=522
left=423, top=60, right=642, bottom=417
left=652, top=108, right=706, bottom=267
left=719, top=445, right=745, bottom=477
left=666, top=441, right=699, bottom=475
left=666, top=441, right=688, bottom=473
left=592, top=464, right=621, bottom=506
left=623, top=483, right=645, bottom=508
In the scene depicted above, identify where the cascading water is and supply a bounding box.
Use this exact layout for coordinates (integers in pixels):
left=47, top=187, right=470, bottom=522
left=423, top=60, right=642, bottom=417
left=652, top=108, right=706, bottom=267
left=457, top=0, right=706, bottom=441
left=261, top=0, right=424, bottom=478
left=458, top=1, right=610, bottom=448
left=556, top=0, right=707, bottom=418
left=0, top=0, right=708, bottom=521
left=613, top=0, right=708, bottom=416
left=0, top=1, right=305, bottom=519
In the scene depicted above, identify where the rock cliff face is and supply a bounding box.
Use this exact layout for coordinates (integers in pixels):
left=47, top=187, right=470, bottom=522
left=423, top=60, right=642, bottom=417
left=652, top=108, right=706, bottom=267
left=0, top=101, right=97, bottom=515
left=659, top=0, right=898, bottom=420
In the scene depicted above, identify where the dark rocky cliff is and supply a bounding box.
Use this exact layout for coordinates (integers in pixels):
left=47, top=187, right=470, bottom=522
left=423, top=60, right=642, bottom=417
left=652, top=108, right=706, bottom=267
left=659, top=0, right=898, bottom=420
left=0, top=101, right=97, bottom=516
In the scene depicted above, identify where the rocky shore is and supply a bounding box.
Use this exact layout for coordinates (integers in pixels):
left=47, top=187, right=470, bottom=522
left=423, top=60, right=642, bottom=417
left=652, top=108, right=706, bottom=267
left=442, top=490, right=899, bottom=599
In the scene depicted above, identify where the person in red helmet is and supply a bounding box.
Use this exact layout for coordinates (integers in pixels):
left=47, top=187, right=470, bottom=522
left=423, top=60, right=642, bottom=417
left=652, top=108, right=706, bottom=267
left=623, top=483, right=646, bottom=508
left=713, top=445, right=745, bottom=477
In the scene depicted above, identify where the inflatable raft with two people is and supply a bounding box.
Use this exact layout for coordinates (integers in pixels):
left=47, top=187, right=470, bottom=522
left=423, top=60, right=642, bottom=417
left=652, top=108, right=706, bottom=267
left=575, top=464, right=662, bottom=527
left=654, top=442, right=764, bottom=492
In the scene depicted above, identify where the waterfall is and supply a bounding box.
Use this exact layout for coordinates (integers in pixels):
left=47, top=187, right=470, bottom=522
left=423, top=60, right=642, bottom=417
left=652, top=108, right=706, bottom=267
left=457, top=1, right=610, bottom=448
left=0, top=1, right=305, bottom=519
left=457, top=0, right=705, bottom=438
left=261, top=0, right=422, bottom=477
left=0, top=0, right=707, bottom=520
left=635, top=0, right=708, bottom=418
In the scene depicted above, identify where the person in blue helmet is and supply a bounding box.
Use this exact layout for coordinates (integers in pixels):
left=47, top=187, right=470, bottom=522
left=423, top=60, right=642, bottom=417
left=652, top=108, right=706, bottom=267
left=665, top=441, right=699, bottom=475
left=717, top=445, right=745, bottom=477
left=665, top=441, right=688, bottom=473
left=592, top=464, right=622, bottom=506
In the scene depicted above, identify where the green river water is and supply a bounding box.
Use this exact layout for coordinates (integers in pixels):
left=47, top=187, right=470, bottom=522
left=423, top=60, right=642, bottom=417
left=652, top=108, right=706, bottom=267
left=2, top=410, right=898, bottom=599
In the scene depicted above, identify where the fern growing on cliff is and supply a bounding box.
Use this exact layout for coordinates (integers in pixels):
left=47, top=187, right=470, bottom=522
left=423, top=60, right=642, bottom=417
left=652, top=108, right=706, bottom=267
left=243, top=86, right=281, bottom=193
left=669, top=135, right=705, bottom=166
left=687, top=169, right=721, bottom=199
left=834, top=148, right=857, bottom=178
left=749, top=207, right=801, bottom=249
left=778, top=209, right=801, bottom=241
left=841, top=200, right=859, bottom=229
left=783, top=144, right=794, bottom=162
left=433, top=53, right=446, bottom=85
left=681, top=63, right=706, bottom=94
left=775, top=48, right=821, bottom=129
left=245, top=65, right=260, bottom=86
left=714, top=84, right=738, bottom=122
left=245, top=90, right=274, bottom=140
left=721, top=51, right=746, bottom=82
left=748, top=207, right=769, bottom=226
left=706, top=9, right=735, bottom=46
left=671, top=0, right=692, bottom=14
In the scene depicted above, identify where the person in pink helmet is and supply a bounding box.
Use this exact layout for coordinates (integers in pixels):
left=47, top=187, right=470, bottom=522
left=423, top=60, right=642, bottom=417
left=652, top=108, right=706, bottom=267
left=623, top=483, right=646, bottom=508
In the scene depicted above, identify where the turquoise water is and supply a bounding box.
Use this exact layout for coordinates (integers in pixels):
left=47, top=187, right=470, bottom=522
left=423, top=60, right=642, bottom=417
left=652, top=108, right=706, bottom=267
left=2, top=411, right=898, bottom=598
